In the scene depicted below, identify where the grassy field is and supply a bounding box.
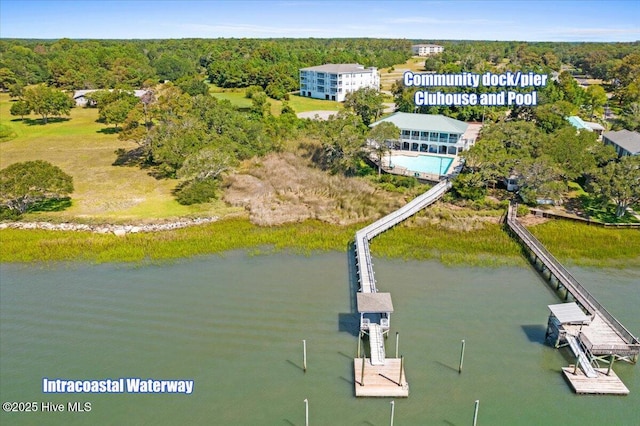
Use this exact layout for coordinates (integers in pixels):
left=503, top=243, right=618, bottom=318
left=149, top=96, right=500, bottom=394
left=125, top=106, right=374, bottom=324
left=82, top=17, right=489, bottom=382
left=379, top=56, right=426, bottom=91
left=0, top=215, right=526, bottom=265
left=527, top=220, right=640, bottom=267
left=0, top=93, right=240, bottom=222
left=209, top=85, right=342, bottom=115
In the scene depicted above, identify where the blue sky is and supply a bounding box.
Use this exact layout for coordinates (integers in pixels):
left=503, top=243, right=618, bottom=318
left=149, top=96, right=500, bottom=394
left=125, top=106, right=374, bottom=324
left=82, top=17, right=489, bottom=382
left=1, top=0, right=638, bottom=41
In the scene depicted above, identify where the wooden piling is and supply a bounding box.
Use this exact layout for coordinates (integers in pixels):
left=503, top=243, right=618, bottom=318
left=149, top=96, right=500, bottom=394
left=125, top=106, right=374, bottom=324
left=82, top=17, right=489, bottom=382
left=360, top=354, right=365, bottom=386
left=304, top=398, right=308, bottom=426
left=472, top=400, right=479, bottom=426
left=607, top=354, right=615, bottom=376
left=303, top=340, right=307, bottom=372
left=459, top=339, right=465, bottom=374
left=395, top=332, right=399, bottom=358
left=398, top=356, right=404, bottom=386
left=357, top=332, right=361, bottom=358
left=390, top=400, right=395, bottom=426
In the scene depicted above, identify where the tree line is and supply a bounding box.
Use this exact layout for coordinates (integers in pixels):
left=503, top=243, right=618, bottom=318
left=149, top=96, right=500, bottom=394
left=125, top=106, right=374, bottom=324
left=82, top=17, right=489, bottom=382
left=0, top=38, right=411, bottom=100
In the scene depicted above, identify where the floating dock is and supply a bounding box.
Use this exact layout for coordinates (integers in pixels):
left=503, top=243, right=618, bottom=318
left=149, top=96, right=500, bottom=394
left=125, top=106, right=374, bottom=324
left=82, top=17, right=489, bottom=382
left=562, top=367, right=629, bottom=395
left=354, top=358, right=409, bottom=397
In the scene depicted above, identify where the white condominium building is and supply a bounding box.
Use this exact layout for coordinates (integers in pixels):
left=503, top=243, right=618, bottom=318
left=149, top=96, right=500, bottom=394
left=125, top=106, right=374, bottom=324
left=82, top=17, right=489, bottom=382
left=299, top=64, right=380, bottom=102
left=411, top=44, right=444, bottom=56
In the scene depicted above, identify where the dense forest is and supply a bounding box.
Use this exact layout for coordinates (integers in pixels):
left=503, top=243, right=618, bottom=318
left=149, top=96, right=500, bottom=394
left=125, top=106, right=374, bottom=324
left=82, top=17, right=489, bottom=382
left=1, top=38, right=638, bottom=99
left=0, top=38, right=411, bottom=99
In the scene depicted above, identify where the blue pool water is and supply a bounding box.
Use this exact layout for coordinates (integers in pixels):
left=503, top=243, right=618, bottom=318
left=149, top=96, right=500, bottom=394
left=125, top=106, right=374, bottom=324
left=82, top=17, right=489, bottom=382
left=389, top=154, right=453, bottom=175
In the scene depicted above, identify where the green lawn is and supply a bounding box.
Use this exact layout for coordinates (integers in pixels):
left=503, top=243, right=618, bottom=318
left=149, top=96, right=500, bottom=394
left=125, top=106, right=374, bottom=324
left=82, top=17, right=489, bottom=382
left=209, top=85, right=342, bottom=115
left=0, top=93, right=240, bottom=222
left=210, top=91, right=253, bottom=109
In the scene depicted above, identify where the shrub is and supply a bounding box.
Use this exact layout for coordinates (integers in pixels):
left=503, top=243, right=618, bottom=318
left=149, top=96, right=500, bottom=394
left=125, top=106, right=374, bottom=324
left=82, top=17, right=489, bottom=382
left=175, top=179, right=218, bottom=205
left=452, top=173, right=486, bottom=200
left=0, top=206, right=21, bottom=220
left=0, top=123, right=17, bottom=142
left=245, top=85, right=264, bottom=99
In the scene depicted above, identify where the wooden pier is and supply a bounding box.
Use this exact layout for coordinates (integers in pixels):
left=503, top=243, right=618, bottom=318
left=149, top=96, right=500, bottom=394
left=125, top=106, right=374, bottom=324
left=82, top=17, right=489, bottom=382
left=352, top=180, right=451, bottom=397
left=506, top=203, right=639, bottom=394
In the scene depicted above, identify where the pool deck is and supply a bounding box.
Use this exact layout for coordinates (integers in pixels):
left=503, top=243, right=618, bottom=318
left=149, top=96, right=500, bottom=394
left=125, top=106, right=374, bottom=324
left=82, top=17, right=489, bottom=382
left=376, top=150, right=462, bottom=182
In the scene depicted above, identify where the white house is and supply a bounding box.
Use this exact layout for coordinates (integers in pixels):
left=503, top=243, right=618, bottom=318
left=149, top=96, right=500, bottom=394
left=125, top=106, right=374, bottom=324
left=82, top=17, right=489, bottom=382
left=411, top=44, right=444, bottom=56
left=370, top=112, right=474, bottom=155
left=73, top=89, right=151, bottom=107
left=299, top=64, right=379, bottom=102
left=602, top=129, right=640, bottom=157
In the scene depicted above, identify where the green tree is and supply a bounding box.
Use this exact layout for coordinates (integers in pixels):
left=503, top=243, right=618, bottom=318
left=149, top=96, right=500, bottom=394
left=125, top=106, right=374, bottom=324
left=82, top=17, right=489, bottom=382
left=517, top=157, right=566, bottom=205
left=118, top=105, right=150, bottom=147
left=314, top=113, right=366, bottom=175
left=590, top=156, right=640, bottom=218
left=533, top=100, right=577, bottom=133
left=101, top=98, right=136, bottom=129
left=618, top=102, right=640, bottom=131
left=583, top=85, right=607, bottom=118
left=0, top=67, right=17, bottom=91
left=367, top=121, right=399, bottom=175
left=177, top=149, right=232, bottom=183
left=176, top=75, right=210, bottom=97
left=542, top=127, right=600, bottom=181
left=0, top=160, right=73, bottom=214
left=462, top=137, right=509, bottom=188
left=10, top=100, right=31, bottom=119
left=344, top=87, right=384, bottom=126
left=154, top=55, right=195, bottom=82
left=250, top=91, right=271, bottom=118
left=8, top=82, right=24, bottom=99
left=452, top=172, right=486, bottom=200
left=23, top=85, right=72, bottom=123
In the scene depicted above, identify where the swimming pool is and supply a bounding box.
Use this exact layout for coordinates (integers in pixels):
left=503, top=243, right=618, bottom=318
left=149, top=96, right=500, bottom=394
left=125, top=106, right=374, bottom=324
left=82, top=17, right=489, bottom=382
left=388, top=154, right=453, bottom=175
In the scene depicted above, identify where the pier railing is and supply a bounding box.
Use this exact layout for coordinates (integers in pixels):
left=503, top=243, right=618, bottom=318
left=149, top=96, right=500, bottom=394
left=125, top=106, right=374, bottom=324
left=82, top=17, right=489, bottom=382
left=507, top=203, right=640, bottom=349
left=580, top=332, right=638, bottom=357
left=361, top=180, right=451, bottom=240
left=355, top=180, right=452, bottom=294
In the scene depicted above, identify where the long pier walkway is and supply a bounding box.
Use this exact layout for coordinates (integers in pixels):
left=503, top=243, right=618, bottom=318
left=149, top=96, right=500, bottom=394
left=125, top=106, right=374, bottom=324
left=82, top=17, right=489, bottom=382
left=353, top=180, right=452, bottom=397
left=505, top=203, right=639, bottom=394
left=355, top=180, right=452, bottom=293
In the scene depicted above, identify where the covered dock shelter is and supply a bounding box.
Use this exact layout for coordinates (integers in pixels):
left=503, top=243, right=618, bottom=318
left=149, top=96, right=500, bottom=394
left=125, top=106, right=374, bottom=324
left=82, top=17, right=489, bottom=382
left=357, top=292, right=394, bottom=334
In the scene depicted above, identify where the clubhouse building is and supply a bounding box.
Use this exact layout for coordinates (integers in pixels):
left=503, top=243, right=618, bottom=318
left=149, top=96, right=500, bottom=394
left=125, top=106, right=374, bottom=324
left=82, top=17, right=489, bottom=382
left=299, top=64, right=380, bottom=102
left=370, top=112, right=476, bottom=155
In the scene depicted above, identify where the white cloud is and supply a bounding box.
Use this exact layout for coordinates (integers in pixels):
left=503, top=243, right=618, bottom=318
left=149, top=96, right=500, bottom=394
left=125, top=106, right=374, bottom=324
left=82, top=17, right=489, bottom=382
left=177, top=23, right=328, bottom=37
left=386, top=17, right=513, bottom=25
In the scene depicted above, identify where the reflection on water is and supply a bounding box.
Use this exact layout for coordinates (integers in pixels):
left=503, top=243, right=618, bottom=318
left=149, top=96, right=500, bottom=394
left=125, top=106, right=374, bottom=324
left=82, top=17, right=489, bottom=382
left=1, top=253, right=638, bottom=425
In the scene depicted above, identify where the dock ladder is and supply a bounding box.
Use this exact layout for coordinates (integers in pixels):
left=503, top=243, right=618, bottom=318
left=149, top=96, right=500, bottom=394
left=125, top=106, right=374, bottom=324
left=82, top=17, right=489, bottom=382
left=368, top=323, right=386, bottom=366
left=566, top=334, right=598, bottom=378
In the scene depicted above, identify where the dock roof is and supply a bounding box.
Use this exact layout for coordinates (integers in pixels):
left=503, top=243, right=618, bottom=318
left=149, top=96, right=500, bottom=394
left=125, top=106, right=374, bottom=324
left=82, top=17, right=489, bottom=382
left=357, top=292, right=394, bottom=313
left=548, top=303, right=591, bottom=325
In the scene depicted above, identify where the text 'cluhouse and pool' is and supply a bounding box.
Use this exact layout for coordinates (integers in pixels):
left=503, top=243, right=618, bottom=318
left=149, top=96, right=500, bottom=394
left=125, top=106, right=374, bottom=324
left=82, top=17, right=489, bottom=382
left=404, top=71, right=548, bottom=107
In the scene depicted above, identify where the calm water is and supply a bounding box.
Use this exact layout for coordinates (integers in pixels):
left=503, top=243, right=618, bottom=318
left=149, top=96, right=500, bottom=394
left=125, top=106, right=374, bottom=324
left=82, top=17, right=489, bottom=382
left=1, top=252, right=638, bottom=425
left=389, top=154, right=453, bottom=175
